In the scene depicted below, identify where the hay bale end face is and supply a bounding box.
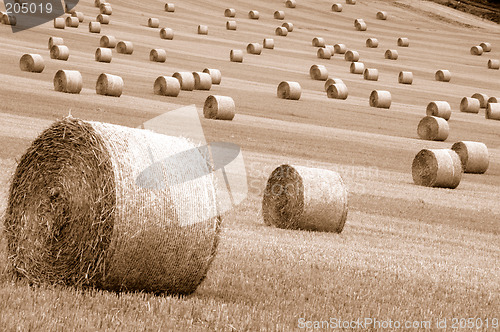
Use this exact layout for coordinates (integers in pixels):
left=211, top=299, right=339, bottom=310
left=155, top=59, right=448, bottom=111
left=366, top=38, right=378, bottom=48
left=96, top=73, right=123, bottom=97
left=202, top=68, right=222, bottom=85
left=397, top=37, right=409, bottom=47
left=100, top=35, right=117, bottom=48
left=480, top=42, right=492, bottom=52
left=263, top=38, right=275, bottom=49
left=350, top=62, right=365, bottom=74
left=53, top=70, right=83, bottom=94
left=363, top=68, right=379, bottom=81
left=262, top=164, right=348, bottom=233
left=470, top=45, right=483, bottom=55
left=312, top=37, right=326, bottom=47
left=97, top=14, right=110, bottom=24
left=435, top=69, right=451, bottom=82
left=451, top=141, right=489, bottom=174
left=274, top=10, right=285, bottom=20
left=150, top=49, right=167, bottom=62
left=160, top=28, right=174, bottom=40
left=376, top=11, right=388, bottom=20
left=412, top=149, right=462, bottom=189
left=198, top=25, right=208, bottom=35
left=384, top=49, right=398, bottom=60
left=165, top=3, right=175, bottom=12
left=248, top=10, right=260, bottom=19
left=417, top=116, right=449, bottom=141
left=117, top=41, right=134, bottom=54
left=486, top=102, right=500, bottom=120
left=50, top=45, right=70, bottom=61
left=369, top=90, right=391, bottom=108
left=277, top=81, right=301, bottom=100
left=95, top=47, right=112, bottom=63
left=226, top=20, right=237, bottom=30
left=154, top=76, right=181, bottom=97
left=148, top=18, right=160, bottom=28
left=398, top=71, right=413, bottom=84
left=334, top=43, right=347, bottom=54
left=54, top=17, right=65, bottom=29
left=345, top=50, right=360, bottom=62
left=488, top=59, right=500, bottom=70
left=327, top=83, right=348, bottom=100
left=230, top=49, right=243, bottom=62
left=310, top=64, right=328, bottom=80
left=172, top=72, right=195, bottom=91
left=204, top=95, right=235, bottom=120
left=275, top=27, right=288, bottom=36
left=471, top=93, right=489, bottom=108
left=224, top=8, right=236, bottom=17
left=426, top=101, right=451, bottom=121
left=20, top=54, right=45, bottom=73
left=332, top=3, right=343, bottom=12
left=193, top=72, right=212, bottom=90
left=247, top=43, right=262, bottom=55
left=460, top=97, right=480, bottom=113
left=89, top=22, right=101, bottom=33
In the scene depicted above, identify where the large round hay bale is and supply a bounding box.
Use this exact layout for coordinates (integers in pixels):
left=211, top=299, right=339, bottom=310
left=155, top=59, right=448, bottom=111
left=317, top=47, right=332, bottom=59
left=376, top=11, right=388, bottom=20
left=460, top=97, right=480, bottom=113
left=247, top=43, right=262, bottom=55
left=350, top=62, right=365, bottom=74
left=150, top=49, right=167, bottom=62
left=72, top=11, right=84, bottom=22
left=50, top=45, right=70, bottom=61
left=369, top=90, right=391, bottom=108
left=154, top=76, right=181, bottom=97
left=263, top=38, right=275, bottom=49
left=486, top=102, right=500, bottom=120
left=230, top=49, right=243, bottom=62
left=346, top=0, right=356, bottom=4
left=324, top=45, right=335, bottom=54
left=327, top=84, right=348, bottom=100
left=148, top=18, right=160, bottom=28
left=417, top=116, right=449, bottom=141
left=286, top=0, right=297, bottom=8
left=224, top=8, right=236, bottom=17
left=366, top=38, right=378, bottom=48
left=204, top=95, right=235, bottom=120
left=363, top=68, right=378, bottom=81
left=226, top=20, right=237, bottom=30
left=95, top=47, right=112, bottom=63
left=53, top=70, right=82, bottom=94
left=248, top=10, right=260, bottom=19
left=193, top=72, right=212, bottom=90
left=332, top=3, right=343, bottom=12
left=397, top=37, right=409, bottom=47
left=470, top=45, right=483, bottom=55
left=277, top=81, right=301, bottom=100
left=398, top=71, right=413, bottom=84
left=412, top=149, right=462, bottom=189
left=435, top=69, right=451, bottom=82
left=100, top=35, right=116, bottom=48
left=312, top=37, right=325, bottom=47
left=310, top=64, right=328, bottom=80
left=282, top=22, right=293, bottom=32
left=334, top=43, right=347, bottom=54
left=262, top=164, right=348, bottom=233
left=20, top=54, right=45, bottom=73
left=451, top=141, right=489, bottom=174
left=203, top=68, right=222, bottom=85
left=54, top=17, right=65, bottom=29
left=172, top=72, right=195, bottom=91
left=165, top=3, right=175, bottom=12
left=384, top=49, right=398, bottom=60
left=274, top=10, right=285, bottom=20
left=89, top=21, right=101, bottom=33
left=117, top=41, right=134, bottom=54
left=3, top=14, right=16, bottom=26
left=275, top=27, right=288, bottom=36
left=324, top=78, right=344, bottom=91
left=355, top=21, right=367, bottom=31
left=96, top=73, right=123, bottom=97
left=198, top=25, right=208, bottom=35
left=488, top=59, right=500, bottom=69
left=426, top=101, right=451, bottom=120
left=345, top=50, right=360, bottom=62
left=480, top=42, right=492, bottom=52
left=100, top=3, right=112, bottom=15
left=66, top=16, right=79, bottom=28
left=160, top=28, right=174, bottom=40
left=4, top=117, right=221, bottom=294
left=48, top=37, right=64, bottom=49
left=471, top=93, right=489, bottom=108
left=97, top=14, right=110, bottom=24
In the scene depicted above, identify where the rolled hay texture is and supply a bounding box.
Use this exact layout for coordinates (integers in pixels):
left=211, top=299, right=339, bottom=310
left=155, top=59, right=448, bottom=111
left=3, top=14, right=16, bottom=25
left=263, top=38, right=275, bottom=49
left=397, top=37, right=409, bottom=47
left=4, top=117, right=221, bottom=294
left=97, top=14, right=110, bottom=24
left=369, top=90, right=391, bottom=108
left=426, top=101, right=451, bottom=121
left=398, top=71, right=413, bottom=84
left=488, top=59, right=500, bottom=69
left=327, top=83, right=348, bottom=100
left=334, top=43, right=347, bottom=54
left=172, top=72, right=195, bottom=91
left=247, top=43, right=262, bottom=55
left=150, top=49, right=167, bottom=63
left=310, top=64, right=328, bottom=80
left=20, top=54, right=45, bottom=73
left=363, top=68, right=379, bottom=81
left=53, top=70, right=82, bottom=94
left=275, top=27, right=288, bottom=36
left=160, top=28, right=174, bottom=40
left=345, top=50, right=360, bottom=62
left=286, top=0, right=297, bottom=8
left=277, top=81, right=301, bottom=100
left=384, top=49, right=398, bottom=60
left=346, top=0, right=356, bottom=4
left=230, top=49, right=243, bottom=62
left=460, top=97, right=480, bottom=113
left=282, top=22, right=293, bottom=32
left=435, top=69, right=451, bottom=82
left=350, top=62, right=365, bottom=74
left=224, top=8, right=236, bottom=17
left=50, top=45, right=70, bottom=61
left=324, top=45, right=335, bottom=54
left=451, top=141, right=489, bottom=174
left=96, top=73, right=123, bottom=97
left=203, top=68, right=222, bottom=85
left=355, top=21, right=367, bottom=31
left=193, top=72, right=212, bottom=90
left=248, top=10, right=260, bottom=19
left=480, top=42, right=492, bottom=52
left=226, top=20, right=237, bottom=30
left=262, top=164, right=348, bottom=232
left=100, top=35, right=116, bottom=48
left=470, top=45, right=483, bottom=55
left=203, top=95, right=235, bottom=120
left=471, top=93, right=489, bottom=108
left=417, top=116, right=449, bottom=141
left=66, top=16, right=79, bottom=28
left=165, top=3, right=175, bottom=12
left=376, top=11, right=388, bottom=20
left=324, top=78, right=344, bottom=91
left=197, top=25, right=208, bottom=35
left=154, top=76, right=181, bottom=97
left=317, top=47, right=332, bottom=59
left=54, top=17, right=65, bottom=29
left=274, top=10, right=285, bottom=20
left=89, top=22, right=101, bottom=33
left=148, top=18, right=160, bottom=28
left=486, top=102, right=500, bottom=120
left=332, top=3, right=343, bottom=12
left=48, top=37, right=64, bottom=49
left=100, top=3, right=112, bottom=15
left=72, top=11, right=84, bottom=23
left=312, top=37, right=326, bottom=47
left=412, top=149, right=462, bottom=189
left=95, top=47, right=112, bottom=63
left=117, top=41, right=134, bottom=55
left=366, top=38, right=378, bottom=48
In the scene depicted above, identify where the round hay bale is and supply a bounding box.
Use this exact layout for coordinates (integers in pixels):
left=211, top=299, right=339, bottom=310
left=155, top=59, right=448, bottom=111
left=277, top=81, right=301, bottom=100
left=376, top=11, right=388, bottom=20
left=20, top=54, right=45, bottom=73
left=286, top=0, right=297, bottom=8
left=397, top=37, right=409, bottom=47
left=247, top=43, right=262, bottom=55
left=148, top=18, right=160, bottom=28
left=262, top=164, right=348, bottom=232
left=100, top=3, right=112, bottom=15
left=71, top=11, right=84, bottom=23
left=366, top=38, right=378, bottom=48
left=324, top=45, right=335, bottom=54
left=451, top=141, right=489, bottom=174
left=398, top=71, right=413, bottom=84
left=150, top=49, right=167, bottom=63
left=324, top=78, right=344, bottom=91
left=198, top=25, right=208, bottom=35
left=312, top=37, right=326, bottom=47
left=310, top=64, right=328, bottom=80
left=334, top=43, right=347, bottom=54
left=160, top=28, right=174, bottom=40
left=226, top=20, right=237, bottom=30
left=487, top=96, right=498, bottom=104
left=94, top=0, right=105, bottom=7
left=363, top=68, right=379, bottom=81
left=224, top=8, right=236, bottom=17
left=435, top=69, right=451, bottom=82
left=96, top=73, right=123, bottom=97
left=117, top=41, right=134, bottom=55
left=4, top=117, right=221, bottom=294
left=350, top=62, right=365, bottom=74
left=327, top=83, right=348, bottom=100
left=95, top=47, right=112, bottom=63
left=48, top=37, right=64, bottom=49
left=470, top=45, right=483, bottom=55
left=248, top=10, right=260, bottom=19
left=345, top=50, right=360, bottom=62
left=165, top=3, right=175, bottom=12
left=355, top=21, right=367, bottom=31
left=354, top=18, right=365, bottom=26
left=369, top=90, right=391, bottom=108
left=193, top=72, right=212, bottom=90
left=317, top=47, right=332, bottom=59
left=3, top=14, right=16, bottom=26
left=275, top=27, right=288, bottom=36
left=89, top=22, right=101, bottom=33
left=230, top=49, right=243, bottom=62
left=274, top=10, right=285, bottom=20
left=412, top=149, right=462, bottom=189
left=154, top=76, right=181, bottom=97
left=486, top=102, right=500, bottom=120
left=471, top=93, right=489, bottom=108
left=66, top=16, right=79, bottom=28
left=385, top=49, right=398, bottom=60
left=204, top=95, right=235, bottom=120
left=332, top=3, right=343, bottom=12
left=172, top=72, right=195, bottom=91
left=54, top=17, right=65, bottom=29
left=480, top=42, right=492, bottom=52
left=100, top=35, right=116, bottom=48
left=346, top=0, right=356, bottom=4
left=97, top=14, right=110, bottom=24
left=417, top=116, right=449, bottom=141
left=263, top=38, right=275, bottom=49
left=488, top=59, right=500, bottom=69
left=282, top=22, right=293, bottom=32
left=53, top=70, right=82, bottom=94
left=50, top=45, right=70, bottom=61
left=203, top=68, right=222, bottom=85
left=426, top=101, right=451, bottom=121
left=460, top=97, right=480, bottom=113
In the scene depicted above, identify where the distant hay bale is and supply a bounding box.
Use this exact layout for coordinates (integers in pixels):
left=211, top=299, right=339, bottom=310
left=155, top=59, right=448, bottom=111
left=480, top=42, right=492, bottom=52
left=20, top=54, right=45, bottom=73
left=350, top=62, right=365, bottom=74
left=165, top=3, right=175, bottom=12
left=317, top=47, right=332, bottom=59
left=66, top=16, right=79, bottom=28
left=309, top=64, right=328, bottom=80
left=286, top=0, right=297, bottom=8
left=148, top=18, right=160, bottom=28
left=488, top=59, right=499, bottom=69
left=263, top=38, right=275, bottom=49
left=332, top=3, right=343, bottom=12
left=274, top=10, right=285, bottom=20
left=376, top=11, right=387, bottom=20
left=230, top=49, right=243, bottom=62
left=48, top=36, right=64, bottom=49
left=366, top=38, right=378, bottom=48
left=277, top=81, right=301, bottom=100
left=54, top=18, right=65, bottom=29
left=451, top=141, right=489, bottom=174
left=100, top=35, right=116, bottom=48
left=72, top=11, right=84, bottom=23
left=487, top=96, right=497, bottom=104
left=275, top=27, right=288, bottom=36
left=312, top=37, right=326, bottom=47
left=247, top=43, right=262, bottom=55
left=204, top=95, right=235, bottom=120
left=354, top=18, right=364, bottom=26
left=398, top=71, right=413, bottom=84
left=203, top=68, right=222, bottom=85
left=3, top=14, right=16, bottom=26
left=435, top=69, right=451, bottom=82
left=460, top=97, right=480, bottom=113
left=248, top=10, right=260, bottom=19
left=89, top=22, right=101, bottom=33
left=412, top=149, right=462, bottom=189
left=150, top=49, right=167, bottom=62
left=369, top=90, right=391, bottom=108
left=198, top=25, right=208, bottom=35
left=4, top=117, right=221, bottom=294
left=94, top=0, right=105, bottom=7
left=334, top=43, right=347, bottom=54
left=346, top=0, right=356, bottom=4
left=193, top=72, right=212, bottom=90
left=355, top=21, right=367, bottom=31
left=262, top=164, right=348, bottom=232
left=172, top=72, right=195, bottom=91
left=96, top=73, right=123, bottom=97
left=327, top=83, right=348, bottom=100
left=470, top=45, right=483, bottom=55
left=226, top=20, right=237, bottom=30
left=471, top=93, right=489, bottom=108
left=100, top=3, right=112, bottom=15
left=417, top=116, right=449, bottom=141
left=50, top=45, right=70, bottom=61
left=397, top=37, right=409, bottom=47
left=117, top=41, right=134, bottom=54
left=324, top=78, right=344, bottom=91
left=154, top=76, right=181, bottom=97
left=363, top=68, right=378, bottom=81
left=97, top=14, right=110, bottom=24
left=384, top=49, right=398, bottom=60
left=224, top=8, right=236, bottom=17
left=426, top=101, right=451, bottom=121
left=53, top=70, right=82, bottom=94
left=160, top=28, right=174, bottom=40
left=486, top=102, right=500, bottom=120
left=95, top=47, right=112, bottom=63
left=324, top=45, right=335, bottom=54
left=345, top=50, right=360, bottom=62
left=282, top=22, right=293, bottom=32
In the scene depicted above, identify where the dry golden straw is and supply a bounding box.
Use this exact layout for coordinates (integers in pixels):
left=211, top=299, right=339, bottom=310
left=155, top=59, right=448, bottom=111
left=100, top=3, right=112, bottom=15
left=20, top=54, right=45, bottom=73
left=277, top=81, right=301, bottom=100
left=397, top=37, right=409, bottom=47
left=470, top=45, right=483, bottom=55
left=480, top=42, right=492, bottom=52
left=66, top=16, right=79, bottom=28
left=451, top=141, right=489, bottom=174
left=334, top=43, right=347, bottom=54
left=154, top=76, right=181, bottom=97
left=345, top=50, right=360, bottom=62
left=487, top=96, right=497, bottom=104
left=72, top=11, right=84, bottom=22
left=376, top=11, right=387, bottom=20
left=53, top=70, right=83, bottom=94
left=417, top=116, right=449, bottom=141
left=204, top=95, right=236, bottom=120
left=317, top=48, right=332, bottom=59
left=324, top=78, right=344, bottom=91
left=412, top=149, right=462, bottom=189
left=248, top=10, right=260, bottom=19
left=488, top=59, right=500, bottom=70
left=96, top=73, right=123, bottom=97
left=426, top=101, right=451, bottom=120
left=346, top=0, right=356, bottom=4
left=275, top=27, right=288, bottom=36
left=385, top=49, right=398, bottom=60
left=286, top=0, right=297, bottom=8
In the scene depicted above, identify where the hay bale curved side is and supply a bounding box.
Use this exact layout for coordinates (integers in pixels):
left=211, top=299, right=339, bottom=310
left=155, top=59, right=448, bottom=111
left=96, top=73, right=123, bottom=97
left=471, top=93, right=489, bottom=108
left=345, top=50, right=360, bottom=62
left=274, top=10, right=285, bottom=20
left=100, top=35, right=116, bottom=48
left=172, top=72, right=195, bottom=91
left=370, top=90, right=391, bottom=108
left=363, top=68, right=378, bottom=81
left=248, top=10, right=260, bottom=19
left=97, top=14, right=110, bottom=24
left=310, top=64, right=328, bottom=80
left=332, top=3, right=343, bottom=12
left=486, top=102, right=500, bottom=120
left=480, top=42, right=492, bottom=52
left=148, top=18, right=159, bottom=28
left=327, top=84, right=348, bottom=100
left=275, top=27, right=288, bottom=36
left=48, top=37, right=64, bottom=49
left=412, top=149, right=462, bottom=189
left=247, top=43, right=262, bottom=55
left=54, top=17, right=65, bottom=29
left=350, top=62, right=365, bottom=74
left=50, top=45, right=70, bottom=61
left=488, top=59, right=500, bottom=70
left=20, top=54, right=45, bottom=73
left=286, top=0, right=297, bottom=8
left=435, top=70, right=451, bottom=82
left=460, top=97, right=480, bottom=113
left=150, top=49, right=167, bottom=63
left=203, top=95, right=235, bottom=120
left=95, top=48, right=112, bottom=63
left=203, top=68, right=222, bottom=85
left=263, top=38, right=275, bottom=49
left=324, top=78, right=344, bottom=91
left=470, top=45, right=483, bottom=55
left=426, top=101, right=451, bottom=120
left=89, top=22, right=101, bottom=33
left=154, top=76, right=181, bottom=97
left=66, top=16, right=79, bottom=28
left=282, top=22, right=293, bottom=32
left=451, top=141, right=489, bottom=174
left=165, top=3, right=175, bottom=12
left=312, top=37, right=325, bottom=47
left=54, top=70, right=82, bottom=94
left=366, top=38, right=378, bottom=48
left=317, top=47, right=332, bottom=59
left=376, top=11, right=387, bottom=20
left=116, top=41, right=134, bottom=54
left=334, top=43, right=347, bottom=54
left=193, top=72, right=212, bottom=90
left=398, top=71, right=413, bottom=84
left=224, top=8, right=236, bottom=17
left=226, top=20, right=237, bottom=30
left=384, top=49, right=398, bottom=60
left=160, top=28, right=174, bottom=40
left=397, top=37, right=409, bottom=47
left=100, top=3, right=112, bottom=15
left=230, top=49, right=243, bottom=62
left=277, top=81, right=301, bottom=100
left=417, top=116, right=449, bottom=141
left=197, top=25, right=208, bottom=35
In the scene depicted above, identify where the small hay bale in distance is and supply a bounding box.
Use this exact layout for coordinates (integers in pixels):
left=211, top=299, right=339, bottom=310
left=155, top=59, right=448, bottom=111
left=2, top=14, right=16, bottom=26
left=324, top=78, right=344, bottom=91
left=274, top=10, right=285, bottom=20
left=230, top=49, right=243, bottom=62
left=286, top=0, right=297, bottom=8
left=385, top=49, right=398, bottom=60
left=435, top=69, right=451, bottom=82
left=148, top=18, right=160, bottom=28
left=224, top=8, right=236, bottom=17
left=97, top=14, right=110, bottom=24
left=203, top=68, right=222, bottom=85
left=275, top=27, right=288, bottom=36
left=312, top=37, right=326, bottom=47
left=417, top=116, right=449, bottom=141
left=66, top=16, right=79, bottom=28
left=48, top=36, right=64, bottom=49
left=198, top=25, right=208, bottom=35
left=154, top=76, right=181, bottom=97
left=165, top=3, right=175, bottom=12
left=172, top=72, right=195, bottom=91
left=350, top=62, right=365, bottom=74
left=53, top=70, right=82, bottom=94
left=397, top=37, right=409, bottom=47
left=89, top=22, right=101, bottom=33
left=262, top=164, right=348, bottom=233
left=488, top=59, right=499, bottom=70
left=54, top=18, right=65, bottom=29
left=471, top=93, right=489, bottom=108
left=369, top=90, right=391, bottom=108
left=263, top=38, right=275, bottom=49
left=226, top=20, right=237, bottom=30
left=277, top=81, right=301, bottom=100
left=193, top=72, right=212, bottom=90
left=150, top=49, right=167, bottom=63
left=480, top=42, right=492, bottom=52
left=95, top=47, right=112, bottom=63
left=412, top=149, right=462, bottom=189
left=334, top=43, right=347, bottom=54
left=100, top=3, right=112, bottom=15
left=355, top=21, right=367, bottom=31
left=460, top=97, right=480, bottom=113
left=50, top=45, right=70, bottom=61
left=332, top=3, right=343, bottom=12
left=282, top=22, right=293, bottom=32
left=366, top=38, right=378, bottom=48
left=204, top=95, right=236, bottom=120
left=96, top=73, right=123, bottom=97
left=19, top=54, right=45, bottom=73
left=345, top=50, right=360, bottom=62
left=363, top=68, right=378, bottom=81
left=248, top=10, right=260, bottom=19
left=71, top=11, right=84, bottom=22
left=310, top=64, right=328, bottom=80
left=116, top=41, right=134, bottom=54
left=398, top=71, right=413, bottom=84
left=487, top=96, right=497, bottom=104
left=470, top=45, right=483, bottom=55
left=486, top=102, right=500, bottom=120
left=376, top=11, right=388, bottom=20
left=94, top=0, right=105, bottom=7
left=100, top=35, right=117, bottom=48
left=346, top=0, right=356, bottom=4
left=160, top=28, right=174, bottom=40
left=324, top=45, right=335, bottom=54
left=426, top=101, right=451, bottom=120
left=451, top=141, right=489, bottom=174
left=317, top=48, right=332, bottom=59
left=247, top=43, right=262, bottom=55
left=327, top=84, right=348, bottom=100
